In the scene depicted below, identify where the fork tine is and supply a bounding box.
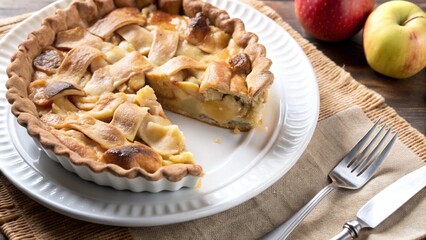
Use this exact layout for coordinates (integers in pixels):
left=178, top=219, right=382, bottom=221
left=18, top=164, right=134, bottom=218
left=348, top=122, right=386, bottom=169
left=340, top=119, right=381, bottom=166
left=353, top=127, right=392, bottom=175
left=359, top=132, right=398, bottom=179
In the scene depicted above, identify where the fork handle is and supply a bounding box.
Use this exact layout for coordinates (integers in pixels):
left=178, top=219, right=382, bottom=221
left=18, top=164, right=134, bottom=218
left=263, top=184, right=335, bottom=240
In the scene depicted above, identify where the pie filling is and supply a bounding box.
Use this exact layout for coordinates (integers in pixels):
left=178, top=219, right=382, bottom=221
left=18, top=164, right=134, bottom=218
left=10, top=0, right=273, bottom=180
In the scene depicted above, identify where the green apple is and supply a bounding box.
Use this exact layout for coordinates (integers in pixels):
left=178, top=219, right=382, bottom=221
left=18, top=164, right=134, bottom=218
left=363, top=1, right=426, bottom=79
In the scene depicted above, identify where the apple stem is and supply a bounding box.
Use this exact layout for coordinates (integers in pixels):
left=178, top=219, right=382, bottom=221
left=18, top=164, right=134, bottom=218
left=401, top=15, right=425, bottom=26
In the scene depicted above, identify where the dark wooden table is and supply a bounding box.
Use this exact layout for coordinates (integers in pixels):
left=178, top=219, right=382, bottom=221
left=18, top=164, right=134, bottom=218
left=0, top=0, right=424, bottom=134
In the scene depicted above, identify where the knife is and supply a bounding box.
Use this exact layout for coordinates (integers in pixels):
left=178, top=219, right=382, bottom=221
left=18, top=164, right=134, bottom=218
left=331, top=166, right=426, bottom=240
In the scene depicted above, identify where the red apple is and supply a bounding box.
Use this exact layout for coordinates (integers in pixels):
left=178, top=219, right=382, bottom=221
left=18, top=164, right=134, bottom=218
left=295, top=0, right=375, bottom=42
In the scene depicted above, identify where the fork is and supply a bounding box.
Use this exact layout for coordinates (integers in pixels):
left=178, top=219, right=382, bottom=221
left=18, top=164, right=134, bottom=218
left=263, top=119, right=398, bottom=240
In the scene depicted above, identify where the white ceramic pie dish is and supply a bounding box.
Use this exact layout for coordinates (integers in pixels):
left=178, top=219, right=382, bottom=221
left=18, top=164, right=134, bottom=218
left=0, top=0, right=318, bottom=225
left=6, top=0, right=279, bottom=192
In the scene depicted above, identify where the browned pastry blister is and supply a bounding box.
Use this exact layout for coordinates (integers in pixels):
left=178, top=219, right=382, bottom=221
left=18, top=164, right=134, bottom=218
left=6, top=0, right=274, bottom=185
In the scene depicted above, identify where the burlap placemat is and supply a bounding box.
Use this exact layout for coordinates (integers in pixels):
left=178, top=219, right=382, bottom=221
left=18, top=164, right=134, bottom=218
left=0, top=1, right=425, bottom=239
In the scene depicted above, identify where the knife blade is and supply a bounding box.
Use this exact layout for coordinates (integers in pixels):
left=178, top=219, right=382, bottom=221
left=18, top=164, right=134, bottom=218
left=331, top=166, right=426, bottom=240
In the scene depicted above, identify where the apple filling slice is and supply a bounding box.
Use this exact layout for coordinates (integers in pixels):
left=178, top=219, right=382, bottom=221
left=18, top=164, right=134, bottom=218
left=141, top=6, right=273, bottom=131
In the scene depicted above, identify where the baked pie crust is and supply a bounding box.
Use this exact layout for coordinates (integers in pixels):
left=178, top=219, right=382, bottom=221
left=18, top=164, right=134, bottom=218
left=6, top=0, right=274, bottom=188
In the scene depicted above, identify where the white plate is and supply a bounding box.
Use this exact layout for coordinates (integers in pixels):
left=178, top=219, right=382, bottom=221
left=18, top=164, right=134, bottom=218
left=0, top=0, right=319, bottom=226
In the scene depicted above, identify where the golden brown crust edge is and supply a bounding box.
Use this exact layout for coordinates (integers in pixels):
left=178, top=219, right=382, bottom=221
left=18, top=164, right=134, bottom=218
left=5, top=0, right=273, bottom=182
left=182, top=0, right=274, bottom=97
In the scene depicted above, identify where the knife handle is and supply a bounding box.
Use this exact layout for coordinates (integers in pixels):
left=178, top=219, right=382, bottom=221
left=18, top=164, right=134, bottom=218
left=330, top=220, right=362, bottom=240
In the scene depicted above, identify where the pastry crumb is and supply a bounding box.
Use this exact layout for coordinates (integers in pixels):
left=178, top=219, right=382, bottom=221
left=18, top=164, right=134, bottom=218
left=233, top=128, right=241, bottom=134
left=213, top=138, right=221, bottom=143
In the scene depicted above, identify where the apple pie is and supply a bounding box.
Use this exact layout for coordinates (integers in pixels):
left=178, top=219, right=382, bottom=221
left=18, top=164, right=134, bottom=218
left=6, top=0, right=274, bottom=188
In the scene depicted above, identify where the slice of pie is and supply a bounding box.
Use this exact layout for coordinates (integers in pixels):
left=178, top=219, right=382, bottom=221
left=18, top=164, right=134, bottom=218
left=6, top=0, right=274, bottom=186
